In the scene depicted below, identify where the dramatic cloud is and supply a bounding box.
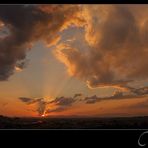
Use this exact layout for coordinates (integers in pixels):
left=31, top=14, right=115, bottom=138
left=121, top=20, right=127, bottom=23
left=0, top=4, right=84, bottom=81
left=55, top=5, right=148, bottom=89
left=1, top=5, right=147, bottom=90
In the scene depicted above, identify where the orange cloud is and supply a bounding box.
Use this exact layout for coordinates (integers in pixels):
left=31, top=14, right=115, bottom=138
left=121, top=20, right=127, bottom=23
left=54, top=5, right=148, bottom=90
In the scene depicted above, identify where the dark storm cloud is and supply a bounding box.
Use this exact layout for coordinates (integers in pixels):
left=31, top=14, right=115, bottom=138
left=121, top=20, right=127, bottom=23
left=1, top=5, right=147, bottom=90
left=0, top=4, right=84, bottom=81
left=55, top=5, right=148, bottom=89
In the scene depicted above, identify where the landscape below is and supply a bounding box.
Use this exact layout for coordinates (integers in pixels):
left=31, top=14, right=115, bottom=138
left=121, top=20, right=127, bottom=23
left=0, top=115, right=148, bottom=129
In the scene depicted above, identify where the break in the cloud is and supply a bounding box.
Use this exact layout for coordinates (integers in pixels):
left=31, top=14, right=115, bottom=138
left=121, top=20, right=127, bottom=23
left=55, top=5, right=148, bottom=89
left=19, top=97, right=50, bottom=115
left=19, top=93, right=82, bottom=115
left=0, top=4, right=84, bottom=81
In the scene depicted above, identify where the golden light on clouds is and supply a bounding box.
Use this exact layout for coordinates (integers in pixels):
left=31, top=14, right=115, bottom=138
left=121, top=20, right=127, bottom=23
left=0, top=4, right=147, bottom=117
left=54, top=44, right=77, bottom=76
left=0, top=21, right=4, bottom=28
left=15, top=66, right=23, bottom=72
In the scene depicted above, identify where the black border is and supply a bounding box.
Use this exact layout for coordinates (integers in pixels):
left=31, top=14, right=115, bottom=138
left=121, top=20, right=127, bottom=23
left=0, top=2, right=148, bottom=148
left=0, top=129, right=147, bottom=147
left=0, top=0, right=147, bottom=4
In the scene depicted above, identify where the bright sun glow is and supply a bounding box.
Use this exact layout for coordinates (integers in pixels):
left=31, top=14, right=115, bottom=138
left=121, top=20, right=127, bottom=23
left=41, top=114, right=47, bottom=117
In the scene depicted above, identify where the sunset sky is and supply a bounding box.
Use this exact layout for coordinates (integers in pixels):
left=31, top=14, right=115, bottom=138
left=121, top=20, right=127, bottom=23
left=0, top=4, right=148, bottom=117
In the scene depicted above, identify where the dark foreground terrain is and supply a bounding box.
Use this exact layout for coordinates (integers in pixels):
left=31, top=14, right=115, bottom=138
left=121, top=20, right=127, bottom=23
left=0, top=115, right=148, bottom=129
